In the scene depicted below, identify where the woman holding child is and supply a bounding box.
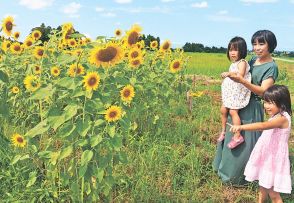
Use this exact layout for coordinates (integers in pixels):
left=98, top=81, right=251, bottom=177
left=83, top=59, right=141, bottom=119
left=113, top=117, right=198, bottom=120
left=213, top=30, right=279, bottom=185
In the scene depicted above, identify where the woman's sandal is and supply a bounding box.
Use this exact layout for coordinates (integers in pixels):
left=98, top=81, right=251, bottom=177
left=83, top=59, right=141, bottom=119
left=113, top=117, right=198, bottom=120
left=217, top=132, right=226, bottom=142
left=227, top=136, right=244, bottom=149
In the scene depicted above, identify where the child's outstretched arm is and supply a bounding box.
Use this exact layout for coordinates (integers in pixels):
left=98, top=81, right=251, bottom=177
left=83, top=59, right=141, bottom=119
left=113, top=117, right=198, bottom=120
left=229, top=115, right=289, bottom=133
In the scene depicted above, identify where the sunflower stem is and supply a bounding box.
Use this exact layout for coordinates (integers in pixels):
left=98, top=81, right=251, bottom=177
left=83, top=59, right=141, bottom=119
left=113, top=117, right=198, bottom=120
left=83, top=95, right=87, bottom=122
left=81, top=176, right=84, bottom=202
left=39, top=99, right=43, bottom=122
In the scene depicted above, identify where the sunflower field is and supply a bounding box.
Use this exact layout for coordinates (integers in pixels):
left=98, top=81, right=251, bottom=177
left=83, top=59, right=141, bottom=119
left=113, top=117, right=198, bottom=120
left=0, top=16, right=189, bottom=201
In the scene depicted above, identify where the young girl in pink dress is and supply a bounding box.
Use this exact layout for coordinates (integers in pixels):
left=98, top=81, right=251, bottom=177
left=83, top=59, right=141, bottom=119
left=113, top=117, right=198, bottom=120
left=229, top=84, right=292, bottom=203
left=218, top=36, right=251, bottom=149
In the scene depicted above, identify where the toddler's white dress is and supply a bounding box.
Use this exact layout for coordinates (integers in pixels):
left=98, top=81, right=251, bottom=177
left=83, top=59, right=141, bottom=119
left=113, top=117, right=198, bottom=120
left=221, top=59, right=251, bottom=109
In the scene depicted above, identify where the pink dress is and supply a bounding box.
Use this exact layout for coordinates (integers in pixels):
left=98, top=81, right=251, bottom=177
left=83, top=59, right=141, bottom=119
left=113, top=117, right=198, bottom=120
left=244, top=112, right=292, bottom=193
left=221, top=59, right=251, bottom=109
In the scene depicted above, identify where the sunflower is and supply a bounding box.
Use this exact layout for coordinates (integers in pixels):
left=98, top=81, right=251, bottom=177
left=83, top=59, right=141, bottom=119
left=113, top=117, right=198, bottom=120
left=83, top=72, right=100, bottom=91
left=129, top=57, right=143, bottom=69
left=51, top=66, right=61, bottom=77
left=136, top=40, right=145, bottom=49
left=13, top=31, right=20, bottom=40
left=23, top=37, right=34, bottom=49
left=34, top=65, right=41, bottom=74
left=31, top=30, right=42, bottom=41
left=169, top=59, right=182, bottom=73
left=105, top=105, right=122, bottom=122
left=62, top=23, right=74, bottom=40
left=68, top=63, right=85, bottom=77
left=11, top=86, right=20, bottom=94
left=124, top=24, right=142, bottom=47
left=2, top=16, right=15, bottom=36
left=24, top=75, right=40, bottom=92
left=1, top=40, right=11, bottom=52
left=150, top=40, right=158, bottom=49
left=128, top=47, right=143, bottom=61
left=33, top=46, right=45, bottom=59
left=11, top=133, right=26, bottom=148
left=67, top=39, right=77, bottom=48
left=114, top=29, right=122, bottom=37
left=189, top=91, right=204, bottom=97
left=160, top=40, right=171, bottom=52
left=89, top=42, right=124, bottom=68
left=120, top=85, right=135, bottom=103
left=10, top=42, right=22, bottom=55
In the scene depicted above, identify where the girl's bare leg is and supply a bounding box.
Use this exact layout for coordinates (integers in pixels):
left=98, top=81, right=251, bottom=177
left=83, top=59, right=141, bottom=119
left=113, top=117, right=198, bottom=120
left=229, top=109, right=242, bottom=139
left=220, top=105, right=228, bottom=132
left=258, top=186, right=268, bottom=203
left=268, top=187, right=283, bottom=203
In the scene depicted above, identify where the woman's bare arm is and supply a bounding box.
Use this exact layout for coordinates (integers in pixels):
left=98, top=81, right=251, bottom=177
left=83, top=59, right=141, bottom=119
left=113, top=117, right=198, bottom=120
left=228, top=73, right=274, bottom=97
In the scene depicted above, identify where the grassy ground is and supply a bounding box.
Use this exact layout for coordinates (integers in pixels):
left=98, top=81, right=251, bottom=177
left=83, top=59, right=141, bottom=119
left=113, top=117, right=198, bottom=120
left=113, top=52, right=294, bottom=202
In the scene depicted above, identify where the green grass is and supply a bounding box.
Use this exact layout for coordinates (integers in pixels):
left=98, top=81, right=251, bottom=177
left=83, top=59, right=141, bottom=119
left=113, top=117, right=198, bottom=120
left=111, top=53, right=294, bottom=202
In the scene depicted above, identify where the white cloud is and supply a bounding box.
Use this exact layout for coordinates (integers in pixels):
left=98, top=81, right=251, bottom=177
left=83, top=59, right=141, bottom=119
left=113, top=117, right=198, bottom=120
left=240, top=0, right=278, bottom=4
left=191, top=1, right=208, bottom=8
left=208, top=11, right=244, bottom=23
left=62, top=2, right=81, bottom=18
left=19, top=0, right=54, bottom=10
left=290, top=0, right=294, bottom=3
left=95, top=7, right=105, bottom=12
left=114, top=0, right=132, bottom=4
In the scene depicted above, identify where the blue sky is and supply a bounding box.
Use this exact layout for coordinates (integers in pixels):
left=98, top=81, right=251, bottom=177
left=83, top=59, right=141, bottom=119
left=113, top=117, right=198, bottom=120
left=1, top=0, right=294, bottom=51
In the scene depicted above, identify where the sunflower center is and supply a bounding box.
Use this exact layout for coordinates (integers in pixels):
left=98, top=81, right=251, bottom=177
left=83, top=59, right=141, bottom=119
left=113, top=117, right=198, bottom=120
left=14, top=45, right=21, bottom=51
left=54, top=69, right=59, bottom=74
left=65, top=29, right=72, bottom=39
left=109, top=111, right=117, bottom=118
left=131, top=51, right=139, bottom=58
left=32, top=81, right=39, bottom=88
left=6, top=22, right=13, bottom=31
left=162, top=42, right=170, bottom=50
left=34, top=33, right=40, bottom=38
left=15, top=33, right=19, bottom=38
left=123, top=89, right=130, bottom=97
left=88, top=77, right=97, bottom=86
left=16, top=137, right=24, bottom=143
left=132, top=59, right=140, bottom=66
left=6, top=43, right=11, bottom=48
left=173, top=62, right=180, bottom=69
left=128, top=31, right=139, bottom=46
left=26, top=41, right=32, bottom=46
left=96, top=46, right=118, bottom=62
left=37, top=49, right=44, bottom=56
left=76, top=68, right=81, bottom=74
left=35, top=66, right=40, bottom=71
left=116, top=31, right=121, bottom=36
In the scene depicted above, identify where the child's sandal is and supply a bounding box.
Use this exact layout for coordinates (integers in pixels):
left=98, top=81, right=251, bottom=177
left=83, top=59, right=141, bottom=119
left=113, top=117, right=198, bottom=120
left=217, top=132, right=226, bottom=142
left=227, top=136, right=244, bottom=149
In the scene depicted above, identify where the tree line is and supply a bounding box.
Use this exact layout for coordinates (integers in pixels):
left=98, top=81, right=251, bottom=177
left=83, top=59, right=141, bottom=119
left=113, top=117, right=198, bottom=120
left=22, top=24, right=294, bottom=57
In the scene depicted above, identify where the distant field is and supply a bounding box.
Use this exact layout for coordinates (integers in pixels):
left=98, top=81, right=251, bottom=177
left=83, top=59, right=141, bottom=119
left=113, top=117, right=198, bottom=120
left=184, top=52, right=229, bottom=77
left=185, top=52, right=294, bottom=80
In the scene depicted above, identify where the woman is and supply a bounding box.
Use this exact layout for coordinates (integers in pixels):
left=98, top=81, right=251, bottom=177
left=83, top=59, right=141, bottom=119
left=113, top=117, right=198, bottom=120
left=213, top=30, right=279, bottom=185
